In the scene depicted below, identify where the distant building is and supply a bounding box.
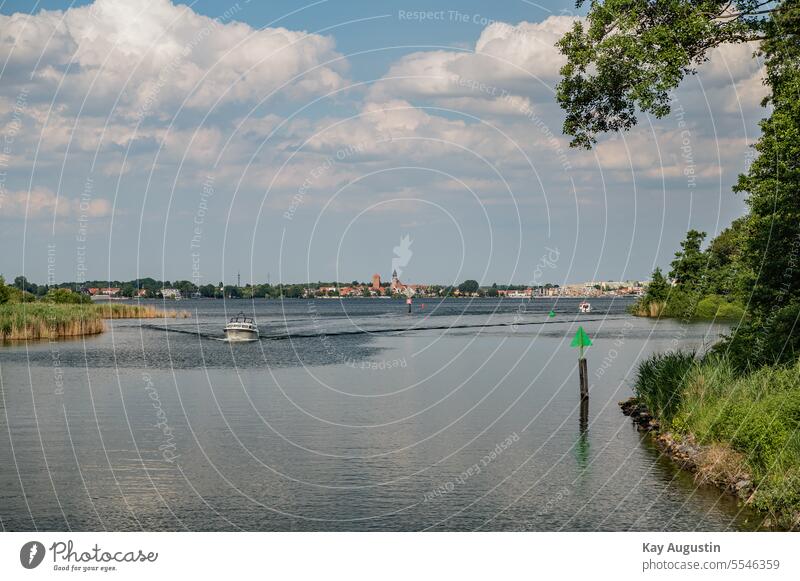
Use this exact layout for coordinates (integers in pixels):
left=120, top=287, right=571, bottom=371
left=371, top=273, right=381, bottom=290
left=160, top=288, right=182, bottom=299
left=390, top=269, right=406, bottom=292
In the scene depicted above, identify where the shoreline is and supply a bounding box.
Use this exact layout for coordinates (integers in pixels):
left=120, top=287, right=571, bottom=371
left=619, top=397, right=795, bottom=530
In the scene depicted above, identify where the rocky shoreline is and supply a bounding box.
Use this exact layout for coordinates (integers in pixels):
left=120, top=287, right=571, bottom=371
left=619, top=397, right=757, bottom=505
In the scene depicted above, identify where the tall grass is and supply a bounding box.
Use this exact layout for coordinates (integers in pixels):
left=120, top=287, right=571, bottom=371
left=94, top=303, right=190, bottom=320
left=0, top=303, right=190, bottom=341
left=673, top=359, right=800, bottom=520
left=633, top=350, right=697, bottom=422
left=634, top=351, right=800, bottom=526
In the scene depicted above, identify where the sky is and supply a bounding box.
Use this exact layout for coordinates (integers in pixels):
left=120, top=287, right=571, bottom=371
left=0, top=0, right=768, bottom=287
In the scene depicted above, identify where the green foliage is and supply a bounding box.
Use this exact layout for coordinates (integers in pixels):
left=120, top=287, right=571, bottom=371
left=633, top=350, right=697, bottom=423
left=646, top=354, right=800, bottom=523
left=0, top=281, right=35, bottom=304
left=556, top=0, right=770, bottom=148
left=704, top=217, right=751, bottom=296
left=669, top=230, right=707, bottom=292
left=458, top=279, right=479, bottom=294
left=646, top=267, right=669, bottom=303
left=698, top=380, right=800, bottom=475
left=720, top=302, right=800, bottom=369
left=733, top=3, right=800, bottom=316
left=632, top=226, right=750, bottom=321
left=43, top=288, right=91, bottom=304
left=695, top=295, right=746, bottom=320
left=0, top=276, right=8, bottom=304
left=14, top=275, right=37, bottom=294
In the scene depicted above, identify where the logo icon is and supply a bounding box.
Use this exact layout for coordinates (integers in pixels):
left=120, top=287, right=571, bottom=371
left=391, top=234, right=413, bottom=277
left=20, top=541, right=45, bottom=569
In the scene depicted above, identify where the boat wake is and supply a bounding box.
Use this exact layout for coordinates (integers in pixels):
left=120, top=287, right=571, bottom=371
left=139, top=315, right=626, bottom=342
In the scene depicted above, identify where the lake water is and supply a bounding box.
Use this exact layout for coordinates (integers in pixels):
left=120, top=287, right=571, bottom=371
left=0, top=297, right=762, bottom=531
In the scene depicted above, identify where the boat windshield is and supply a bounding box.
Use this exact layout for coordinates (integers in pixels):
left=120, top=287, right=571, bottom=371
left=229, top=312, right=255, bottom=324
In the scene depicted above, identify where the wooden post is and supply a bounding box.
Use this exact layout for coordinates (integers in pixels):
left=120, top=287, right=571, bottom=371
left=571, top=326, right=592, bottom=403
left=579, top=357, right=589, bottom=401
left=579, top=397, right=589, bottom=434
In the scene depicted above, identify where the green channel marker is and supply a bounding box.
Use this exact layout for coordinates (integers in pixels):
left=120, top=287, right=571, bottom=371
left=570, top=326, right=592, bottom=359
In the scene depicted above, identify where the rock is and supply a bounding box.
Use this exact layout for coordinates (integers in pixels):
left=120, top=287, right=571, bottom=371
left=619, top=397, right=640, bottom=416
left=735, top=479, right=751, bottom=491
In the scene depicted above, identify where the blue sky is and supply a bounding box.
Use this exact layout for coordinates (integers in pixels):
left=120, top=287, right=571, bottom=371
left=0, top=0, right=766, bottom=286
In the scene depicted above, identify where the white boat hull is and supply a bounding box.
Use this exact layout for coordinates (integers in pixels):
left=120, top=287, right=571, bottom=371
left=224, top=328, right=259, bottom=342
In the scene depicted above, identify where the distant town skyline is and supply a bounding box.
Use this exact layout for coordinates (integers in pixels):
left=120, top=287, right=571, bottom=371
left=4, top=270, right=649, bottom=291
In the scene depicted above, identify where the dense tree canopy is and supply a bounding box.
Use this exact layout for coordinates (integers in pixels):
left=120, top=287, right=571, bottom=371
left=562, top=1, right=800, bottom=366
left=557, top=0, right=777, bottom=148
left=458, top=280, right=480, bottom=294
left=734, top=2, right=800, bottom=314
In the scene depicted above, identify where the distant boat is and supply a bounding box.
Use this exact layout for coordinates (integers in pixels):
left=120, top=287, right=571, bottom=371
left=224, top=312, right=259, bottom=342
left=578, top=301, right=591, bottom=313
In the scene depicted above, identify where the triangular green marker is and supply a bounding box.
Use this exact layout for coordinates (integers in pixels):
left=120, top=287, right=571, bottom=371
left=570, top=326, right=592, bottom=347
left=548, top=310, right=556, bottom=318
left=570, top=326, right=592, bottom=359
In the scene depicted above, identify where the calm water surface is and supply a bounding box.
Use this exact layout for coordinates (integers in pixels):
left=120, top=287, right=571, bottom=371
left=0, top=298, right=762, bottom=531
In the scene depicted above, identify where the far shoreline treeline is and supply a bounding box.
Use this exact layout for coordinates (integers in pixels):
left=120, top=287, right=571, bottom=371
left=1, top=276, right=190, bottom=341
left=2, top=275, right=640, bottom=300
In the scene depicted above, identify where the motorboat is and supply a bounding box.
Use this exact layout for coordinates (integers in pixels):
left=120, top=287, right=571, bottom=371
left=578, top=301, right=592, bottom=313
left=224, top=312, right=259, bottom=341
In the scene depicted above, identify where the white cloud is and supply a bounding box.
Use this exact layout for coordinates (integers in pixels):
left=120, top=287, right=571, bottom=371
left=1, top=186, right=112, bottom=219
left=367, top=16, right=577, bottom=104
left=0, top=0, right=347, bottom=116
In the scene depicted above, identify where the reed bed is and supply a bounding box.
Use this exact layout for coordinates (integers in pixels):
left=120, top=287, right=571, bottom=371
left=94, top=303, right=191, bottom=320
left=0, top=303, right=190, bottom=341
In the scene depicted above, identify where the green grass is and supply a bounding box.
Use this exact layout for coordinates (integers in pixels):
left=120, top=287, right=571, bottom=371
left=635, top=351, right=800, bottom=527
left=633, top=350, right=697, bottom=423
left=0, top=303, right=189, bottom=340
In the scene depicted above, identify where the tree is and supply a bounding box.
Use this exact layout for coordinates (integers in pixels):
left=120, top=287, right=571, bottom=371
left=44, top=288, right=91, bottom=304
left=669, top=230, right=707, bottom=291
left=645, top=267, right=670, bottom=304
left=557, top=0, right=775, bottom=148
left=0, top=275, right=9, bottom=304
left=458, top=279, right=480, bottom=294
left=14, top=275, right=37, bottom=294
left=223, top=285, right=241, bottom=299
left=704, top=217, right=751, bottom=296
left=283, top=285, right=305, bottom=298
left=733, top=2, right=800, bottom=314
left=173, top=280, right=198, bottom=295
